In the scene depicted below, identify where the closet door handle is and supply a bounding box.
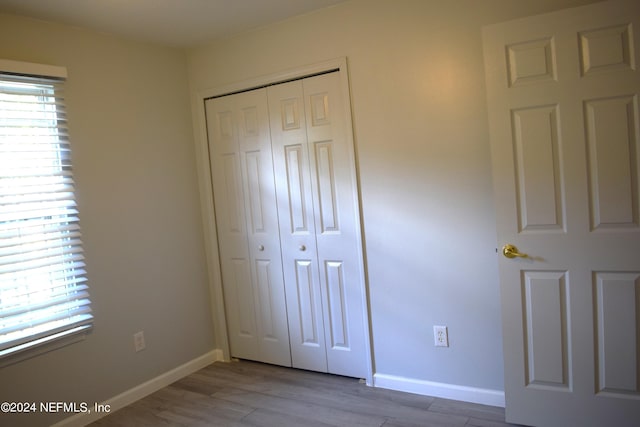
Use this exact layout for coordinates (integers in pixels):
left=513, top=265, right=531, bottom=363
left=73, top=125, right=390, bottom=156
left=299, top=245, right=306, bottom=251
left=258, top=245, right=264, bottom=251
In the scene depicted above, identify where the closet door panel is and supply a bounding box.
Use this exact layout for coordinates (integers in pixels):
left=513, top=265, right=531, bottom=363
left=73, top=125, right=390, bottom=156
left=284, top=144, right=309, bottom=233
left=314, top=141, right=340, bottom=233
left=268, top=82, right=329, bottom=372
left=206, top=90, right=291, bottom=367
left=304, top=73, right=368, bottom=378
left=254, top=259, right=279, bottom=340
left=324, top=260, right=349, bottom=349
left=206, top=99, right=258, bottom=360
left=294, top=259, right=323, bottom=346
left=237, top=90, right=290, bottom=366
left=244, top=150, right=266, bottom=232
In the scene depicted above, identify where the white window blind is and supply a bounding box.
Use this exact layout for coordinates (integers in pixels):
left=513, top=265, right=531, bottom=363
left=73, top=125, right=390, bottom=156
left=0, top=68, right=92, bottom=360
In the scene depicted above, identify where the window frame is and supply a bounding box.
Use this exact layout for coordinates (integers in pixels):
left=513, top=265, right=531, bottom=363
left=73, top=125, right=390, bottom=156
left=0, top=59, right=92, bottom=367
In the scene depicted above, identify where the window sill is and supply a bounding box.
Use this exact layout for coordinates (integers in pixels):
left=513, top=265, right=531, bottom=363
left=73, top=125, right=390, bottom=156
left=0, top=325, right=92, bottom=368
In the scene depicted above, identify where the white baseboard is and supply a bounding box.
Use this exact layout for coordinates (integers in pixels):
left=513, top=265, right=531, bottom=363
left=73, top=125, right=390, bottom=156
left=53, top=349, right=224, bottom=427
left=373, top=373, right=505, bottom=408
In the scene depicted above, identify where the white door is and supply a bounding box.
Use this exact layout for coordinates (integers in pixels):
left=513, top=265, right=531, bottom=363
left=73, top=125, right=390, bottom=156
left=268, top=72, right=369, bottom=378
left=483, top=1, right=640, bottom=426
left=205, top=89, right=291, bottom=367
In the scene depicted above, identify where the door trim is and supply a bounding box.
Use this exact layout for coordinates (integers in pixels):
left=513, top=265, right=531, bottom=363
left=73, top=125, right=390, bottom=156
left=190, top=57, right=374, bottom=385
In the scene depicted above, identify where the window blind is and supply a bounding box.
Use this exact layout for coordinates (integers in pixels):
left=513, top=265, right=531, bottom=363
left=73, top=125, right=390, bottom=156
left=0, top=71, right=92, bottom=359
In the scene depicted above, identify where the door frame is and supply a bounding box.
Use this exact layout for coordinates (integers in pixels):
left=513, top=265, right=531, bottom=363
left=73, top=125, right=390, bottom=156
left=190, top=57, right=374, bottom=385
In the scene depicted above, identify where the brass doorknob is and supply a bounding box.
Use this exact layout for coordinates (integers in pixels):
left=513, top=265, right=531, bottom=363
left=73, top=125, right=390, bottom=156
left=502, top=244, right=527, bottom=259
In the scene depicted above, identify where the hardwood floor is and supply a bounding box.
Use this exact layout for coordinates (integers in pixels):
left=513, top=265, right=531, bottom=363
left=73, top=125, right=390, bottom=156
left=90, top=360, right=522, bottom=427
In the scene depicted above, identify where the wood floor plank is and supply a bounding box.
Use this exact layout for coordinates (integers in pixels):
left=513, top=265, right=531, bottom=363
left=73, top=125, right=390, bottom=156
left=465, top=417, right=524, bottom=427
left=211, top=387, right=387, bottom=426
left=381, top=416, right=467, bottom=427
left=428, top=398, right=507, bottom=423
left=240, top=407, right=346, bottom=427
left=90, top=360, right=519, bottom=427
left=91, top=404, right=175, bottom=427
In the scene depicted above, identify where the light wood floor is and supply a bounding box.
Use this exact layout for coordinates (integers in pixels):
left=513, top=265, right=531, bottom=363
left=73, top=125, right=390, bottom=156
left=90, top=360, right=522, bottom=427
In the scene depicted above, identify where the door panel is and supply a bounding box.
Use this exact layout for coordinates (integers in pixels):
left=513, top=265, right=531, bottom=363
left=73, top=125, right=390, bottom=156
left=314, top=141, right=340, bottom=233
left=207, top=103, right=257, bottom=359
left=221, top=154, right=244, bottom=234
left=254, top=259, right=277, bottom=339
left=594, top=271, right=640, bottom=394
left=483, top=1, right=640, bottom=425
left=522, top=270, right=570, bottom=388
left=205, top=90, right=291, bottom=367
left=579, top=24, right=634, bottom=76
left=324, top=260, right=349, bottom=349
left=584, top=95, right=639, bottom=229
left=231, top=258, right=256, bottom=339
left=245, top=150, right=266, bottom=232
left=284, top=144, right=310, bottom=233
left=303, top=73, right=368, bottom=378
left=268, top=80, right=329, bottom=373
left=511, top=105, right=564, bottom=232
left=294, top=259, right=322, bottom=346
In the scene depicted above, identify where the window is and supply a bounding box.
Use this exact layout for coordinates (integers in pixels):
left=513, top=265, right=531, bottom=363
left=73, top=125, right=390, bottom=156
left=0, top=61, right=92, bottom=363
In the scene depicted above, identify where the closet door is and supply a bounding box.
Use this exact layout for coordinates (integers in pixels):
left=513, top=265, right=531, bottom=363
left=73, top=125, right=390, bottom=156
left=269, top=72, right=368, bottom=378
left=205, top=89, right=291, bottom=367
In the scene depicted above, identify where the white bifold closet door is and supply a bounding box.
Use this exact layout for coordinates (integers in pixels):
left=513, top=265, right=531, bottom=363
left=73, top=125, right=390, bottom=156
left=205, top=71, right=367, bottom=379
left=268, top=72, right=367, bottom=378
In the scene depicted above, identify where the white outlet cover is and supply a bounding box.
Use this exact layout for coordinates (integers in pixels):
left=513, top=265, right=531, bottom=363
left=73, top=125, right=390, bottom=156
left=433, top=325, right=449, bottom=347
left=133, top=331, right=146, bottom=352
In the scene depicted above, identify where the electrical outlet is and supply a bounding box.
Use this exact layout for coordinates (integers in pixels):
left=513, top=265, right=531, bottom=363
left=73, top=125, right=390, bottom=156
left=433, top=325, right=449, bottom=347
left=133, top=331, right=146, bottom=352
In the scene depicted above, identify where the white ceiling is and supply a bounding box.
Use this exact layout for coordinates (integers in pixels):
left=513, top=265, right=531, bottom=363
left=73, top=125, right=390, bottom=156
left=0, top=0, right=348, bottom=48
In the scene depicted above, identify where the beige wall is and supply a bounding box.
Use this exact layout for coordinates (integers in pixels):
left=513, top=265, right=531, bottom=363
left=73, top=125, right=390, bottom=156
left=188, top=0, right=600, bottom=391
left=0, top=14, right=214, bottom=426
